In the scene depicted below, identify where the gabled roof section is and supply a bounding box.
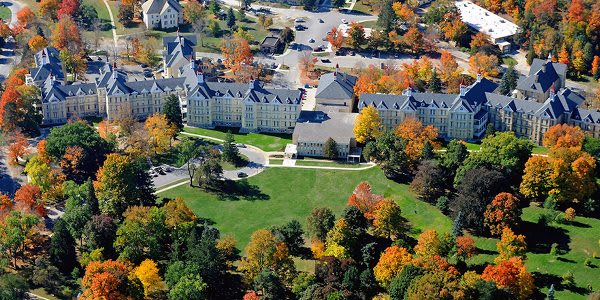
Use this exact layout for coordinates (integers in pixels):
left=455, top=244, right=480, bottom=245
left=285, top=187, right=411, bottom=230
left=315, top=71, right=357, bottom=100
left=142, top=0, right=182, bottom=15
left=517, top=58, right=566, bottom=94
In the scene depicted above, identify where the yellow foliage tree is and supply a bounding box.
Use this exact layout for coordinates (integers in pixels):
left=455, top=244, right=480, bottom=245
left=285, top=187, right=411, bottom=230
left=145, top=113, right=176, bottom=154
left=394, top=117, right=439, bottom=163
left=353, top=105, right=382, bottom=143
left=373, top=246, right=413, bottom=288
left=133, top=259, right=167, bottom=298
left=495, top=227, right=527, bottom=264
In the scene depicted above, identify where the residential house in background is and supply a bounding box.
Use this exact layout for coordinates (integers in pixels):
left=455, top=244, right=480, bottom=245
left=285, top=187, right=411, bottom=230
left=142, top=0, right=183, bottom=30
left=292, top=111, right=358, bottom=158
left=315, top=66, right=357, bottom=113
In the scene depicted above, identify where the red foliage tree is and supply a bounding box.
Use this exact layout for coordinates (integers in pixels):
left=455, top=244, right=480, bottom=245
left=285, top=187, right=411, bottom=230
left=16, top=7, right=35, bottom=27
left=57, top=0, right=80, bottom=20
left=347, top=181, right=383, bottom=220
left=483, top=192, right=521, bottom=236
left=81, top=260, right=133, bottom=300
left=14, top=184, right=45, bottom=217
left=481, top=257, right=535, bottom=299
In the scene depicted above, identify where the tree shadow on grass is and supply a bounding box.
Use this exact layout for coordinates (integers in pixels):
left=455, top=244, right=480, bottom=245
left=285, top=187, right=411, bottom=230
left=556, top=256, right=576, bottom=264
left=518, top=221, right=570, bottom=254
left=206, top=179, right=270, bottom=201
left=567, top=220, right=591, bottom=228
left=532, top=272, right=591, bottom=296
left=475, top=248, right=498, bottom=256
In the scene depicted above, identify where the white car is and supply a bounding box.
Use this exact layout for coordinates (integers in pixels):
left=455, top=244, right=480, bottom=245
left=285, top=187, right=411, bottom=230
left=341, top=19, right=348, bottom=24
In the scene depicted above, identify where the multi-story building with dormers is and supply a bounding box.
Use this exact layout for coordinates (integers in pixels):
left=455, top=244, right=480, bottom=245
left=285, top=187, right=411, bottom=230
left=28, top=45, right=303, bottom=134
left=357, top=58, right=600, bottom=144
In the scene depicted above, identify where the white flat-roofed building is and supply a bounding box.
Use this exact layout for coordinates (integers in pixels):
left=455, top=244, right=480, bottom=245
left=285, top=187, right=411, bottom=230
left=455, top=0, right=520, bottom=52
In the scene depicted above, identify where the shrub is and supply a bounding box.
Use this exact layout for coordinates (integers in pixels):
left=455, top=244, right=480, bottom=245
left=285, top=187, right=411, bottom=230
left=584, top=258, right=593, bottom=268
left=564, top=208, right=576, bottom=222
left=561, top=271, right=575, bottom=287
left=436, top=196, right=449, bottom=214
left=549, top=243, right=558, bottom=256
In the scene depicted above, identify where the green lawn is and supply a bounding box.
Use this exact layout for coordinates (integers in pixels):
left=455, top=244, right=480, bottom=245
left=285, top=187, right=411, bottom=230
left=352, top=0, right=376, bottom=15
left=0, top=6, right=11, bottom=21
left=158, top=167, right=451, bottom=249
left=533, top=146, right=549, bottom=155
left=183, top=127, right=292, bottom=152
left=502, top=56, right=518, bottom=66
left=468, top=206, right=600, bottom=300
left=222, top=154, right=250, bottom=171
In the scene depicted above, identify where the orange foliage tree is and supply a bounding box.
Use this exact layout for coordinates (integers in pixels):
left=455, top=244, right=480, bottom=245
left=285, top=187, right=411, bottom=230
left=456, top=236, right=476, bottom=260
left=50, top=16, right=82, bottom=52
left=347, top=181, right=383, bottom=220
left=60, top=145, right=85, bottom=181
left=439, top=50, right=462, bottom=92
left=14, top=184, right=45, bottom=217
left=481, top=257, right=535, bottom=300
left=469, top=53, right=499, bottom=78
left=470, top=32, right=490, bottom=50
left=519, top=155, right=551, bottom=200
left=57, top=0, right=80, bottom=20
left=7, top=131, right=29, bottom=166
left=16, top=7, right=35, bottom=27
left=542, top=124, right=584, bottom=149
left=80, top=260, right=134, bottom=300
left=326, top=27, right=344, bottom=51
left=484, top=192, right=521, bottom=236
left=0, top=193, right=13, bottom=213
left=354, top=65, right=381, bottom=96
left=36, top=140, right=50, bottom=164
left=28, top=35, right=49, bottom=53
left=221, top=37, right=253, bottom=82
left=39, top=0, right=60, bottom=19
left=441, top=13, right=467, bottom=43
left=373, top=246, right=413, bottom=288
left=394, top=117, right=439, bottom=163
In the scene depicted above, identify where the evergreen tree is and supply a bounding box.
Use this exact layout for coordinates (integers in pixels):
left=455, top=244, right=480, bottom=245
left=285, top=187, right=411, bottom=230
left=428, top=69, right=442, bottom=93
left=422, top=141, right=435, bottom=160
left=302, top=0, right=317, bottom=10
left=49, top=219, right=77, bottom=274
left=333, top=0, right=346, bottom=7
left=221, top=131, right=240, bottom=163
left=452, top=211, right=464, bottom=237
left=485, top=123, right=496, bottom=137
left=210, top=0, right=221, bottom=16
left=163, top=94, right=183, bottom=131
left=323, top=137, right=338, bottom=160
left=226, top=8, right=236, bottom=29
left=377, top=0, right=396, bottom=32
left=498, top=64, right=517, bottom=95
left=86, top=177, right=99, bottom=215
left=526, top=45, right=534, bottom=66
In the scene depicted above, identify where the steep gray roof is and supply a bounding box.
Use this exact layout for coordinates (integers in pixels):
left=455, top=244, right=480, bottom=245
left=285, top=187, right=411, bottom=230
left=484, top=87, right=582, bottom=118
left=315, top=71, right=357, bottom=100
left=517, top=58, right=566, bottom=94
left=163, top=35, right=196, bottom=68
left=571, top=108, right=600, bottom=124
left=41, top=80, right=97, bottom=103
left=143, top=0, right=182, bottom=14
left=125, top=77, right=187, bottom=94
left=34, top=47, right=61, bottom=67
left=294, top=111, right=357, bottom=144
left=189, top=79, right=302, bottom=105
left=29, top=47, right=64, bottom=83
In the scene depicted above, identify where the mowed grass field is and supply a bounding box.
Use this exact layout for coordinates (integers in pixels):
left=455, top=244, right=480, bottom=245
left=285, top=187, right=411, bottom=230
left=159, top=166, right=600, bottom=299
left=468, top=206, right=600, bottom=300
left=184, top=126, right=292, bottom=152
left=158, top=167, right=451, bottom=248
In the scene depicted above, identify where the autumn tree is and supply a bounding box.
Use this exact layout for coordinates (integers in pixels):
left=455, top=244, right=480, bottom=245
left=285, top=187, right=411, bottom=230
left=0, top=211, right=39, bottom=268
left=28, top=35, right=49, bottom=52
left=16, top=7, right=35, bottom=27
left=307, top=207, right=335, bottom=241
left=495, top=227, right=527, bottom=263
left=542, top=124, right=584, bottom=149
left=327, top=27, right=345, bottom=51
left=14, top=184, right=44, bottom=217
left=484, top=192, right=521, bottom=236
left=469, top=52, right=499, bottom=78
left=373, top=246, right=413, bottom=288
left=373, top=199, right=405, bottom=239
left=80, top=260, right=136, bottom=299
left=353, top=105, right=382, bottom=144
left=347, top=181, right=384, bottom=220
left=346, top=22, right=366, bottom=49
left=257, top=14, right=273, bottom=30
left=134, top=259, right=167, bottom=298
left=439, top=50, right=462, bottom=91
left=50, top=16, right=82, bottom=53
left=57, top=0, right=80, bottom=20
left=456, top=236, right=476, bottom=261
left=145, top=113, right=177, bottom=154
left=395, top=117, right=439, bottom=163
left=481, top=257, right=534, bottom=300
left=24, top=155, right=52, bottom=192
left=39, top=0, right=60, bottom=19
left=470, top=32, right=490, bottom=52
left=441, top=13, right=467, bottom=43
left=519, top=155, right=552, bottom=200
left=220, top=37, right=253, bottom=82
left=7, top=131, right=29, bottom=166
left=239, top=229, right=296, bottom=285
left=354, top=65, right=382, bottom=96
left=94, top=153, right=155, bottom=218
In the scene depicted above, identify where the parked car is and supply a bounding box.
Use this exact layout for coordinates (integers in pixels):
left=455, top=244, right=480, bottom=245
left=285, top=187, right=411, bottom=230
left=236, top=143, right=246, bottom=148
left=143, top=69, right=153, bottom=78
left=295, top=18, right=305, bottom=23
left=237, top=172, right=248, bottom=178
left=140, top=63, right=149, bottom=68
left=321, top=58, right=331, bottom=63
left=308, top=38, right=315, bottom=43
left=341, top=19, right=348, bottom=24
left=318, top=18, right=324, bottom=23
left=315, top=46, right=323, bottom=52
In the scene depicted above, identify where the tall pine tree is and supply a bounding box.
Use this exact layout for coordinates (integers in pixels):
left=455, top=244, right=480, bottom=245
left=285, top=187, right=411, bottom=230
left=49, top=219, right=78, bottom=274
left=428, top=69, right=442, bottom=93
left=498, top=64, right=517, bottom=95
left=452, top=211, right=464, bottom=237
left=163, top=94, right=183, bottom=131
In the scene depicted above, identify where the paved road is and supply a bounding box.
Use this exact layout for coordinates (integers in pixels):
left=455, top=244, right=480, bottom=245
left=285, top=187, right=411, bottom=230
left=0, top=0, right=24, bottom=81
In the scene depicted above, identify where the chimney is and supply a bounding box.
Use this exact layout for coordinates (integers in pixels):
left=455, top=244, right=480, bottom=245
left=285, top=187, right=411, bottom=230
left=335, top=64, right=339, bottom=76
left=189, top=56, right=195, bottom=70
left=459, top=78, right=467, bottom=97
left=547, top=52, right=552, bottom=63
left=549, top=83, right=555, bottom=98
left=476, top=73, right=482, bottom=83
left=404, top=87, right=412, bottom=97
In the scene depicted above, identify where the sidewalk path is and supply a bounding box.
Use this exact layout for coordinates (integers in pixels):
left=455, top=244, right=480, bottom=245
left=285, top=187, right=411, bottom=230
left=102, top=0, right=119, bottom=48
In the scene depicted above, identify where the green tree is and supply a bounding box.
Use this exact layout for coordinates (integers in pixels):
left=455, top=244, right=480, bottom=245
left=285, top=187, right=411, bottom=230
left=485, top=123, right=496, bottom=137
left=307, top=207, right=336, bottom=241
left=498, top=64, right=518, bottom=95
left=323, top=137, right=338, bottom=160
left=168, top=274, right=206, bottom=300
left=0, top=211, right=39, bottom=268
left=422, top=141, right=435, bottom=160
left=363, top=130, right=409, bottom=180
left=452, top=211, right=464, bottom=236
left=333, top=0, right=345, bottom=7
left=62, top=181, right=93, bottom=247
left=302, top=0, right=317, bottom=10
left=271, top=219, right=305, bottom=256
left=46, top=121, right=111, bottom=181
left=253, top=270, right=286, bottom=300
left=94, top=154, right=156, bottom=218
left=388, top=265, right=423, bottom=300
left=428, top=69, right=442, bottom=92
left=196, top=156, right=223, bottom=187
left=84, top=214, right=117, bottom=258
left=226, top=7, right=236, bottom=28
left=377, top=0, right=396, bottom=32
left=0, top=274, right=29, bottom=299
left=221, top=131, right=240, bottom=163
left=209, top=0, right=221, bottom=16
left=114, top=206, right=169, bottom=264
left=163, top=94, right=183, bottom=131
left=49, top=219, right=77, bottom=274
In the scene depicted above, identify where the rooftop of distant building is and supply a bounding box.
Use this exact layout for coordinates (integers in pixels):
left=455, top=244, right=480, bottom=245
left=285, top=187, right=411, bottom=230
left=455, top=0, right=520, bottom=42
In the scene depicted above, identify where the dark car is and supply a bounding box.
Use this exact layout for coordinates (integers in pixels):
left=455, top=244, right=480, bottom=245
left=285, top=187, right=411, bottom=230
left=237, top=172, right=248, bottom=178
left=143, top=69, right=153, bottom=78
left=140, top=63, right=149, bottom=68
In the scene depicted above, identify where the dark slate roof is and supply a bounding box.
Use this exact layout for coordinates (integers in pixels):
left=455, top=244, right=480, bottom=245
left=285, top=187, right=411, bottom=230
left=517, top=58, right=566, bottom=94
left=484, top=87, right=582, bottom=119
left=315, top=71, right=357, bottom=100
left=189, top=80, right=302, bottom=105
left=163, top=35, right=196, bottom=67
left=34, top=47, right=61, bottom=67
left=41, top=80, right=97, bottom=103
left=294, top=111, right=358, bottom=143
left=461, top=77, right=498, bottom=106
left=29, top=63, right=65, bottom=83
left=571, top=108, right=600, bottom=124
left=143, top=0, right=182, bottom=14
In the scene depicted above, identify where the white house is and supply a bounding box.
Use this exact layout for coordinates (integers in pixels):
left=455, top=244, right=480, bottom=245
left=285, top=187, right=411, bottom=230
left=141, top=0, right=183, bottom=30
